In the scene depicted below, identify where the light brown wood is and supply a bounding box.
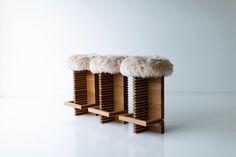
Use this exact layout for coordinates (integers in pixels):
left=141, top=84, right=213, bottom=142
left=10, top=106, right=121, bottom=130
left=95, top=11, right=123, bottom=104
left=121, top=77, right=164, bottom=134
left=75, top=108, right=88, bottom=115
left=119, top=114, right=146, bottom=126
left=88, top=73, right=128, bottom=123
left=65, top=71, right=99, bottom=116
left=65, top=69, right=165, bottom=134
left=87, top=72, right=95, bottom=104
left=148, top=77, right=164, bottom=133
left=64, top=101, right=97, bottom=109
left=114, top=74, right=128, bottom=122
left=99, top=73, right=115, bottom=123
left=74, top=71, right=87, bottom=105
left=88, top=106, right=125, bottom=117
left=133, top=78, right=149, bottom=133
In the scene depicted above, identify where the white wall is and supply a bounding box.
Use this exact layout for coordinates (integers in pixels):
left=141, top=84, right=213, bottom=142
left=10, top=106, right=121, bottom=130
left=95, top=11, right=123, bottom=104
left=0, top=0, right=236, bottom=96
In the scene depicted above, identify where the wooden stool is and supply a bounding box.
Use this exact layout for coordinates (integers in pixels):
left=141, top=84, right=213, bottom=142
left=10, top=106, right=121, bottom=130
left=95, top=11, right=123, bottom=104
left=88, top=56, right=128, bottom=123
left=119, top=56, right=173, bottom=133
left=65, top=55, right=99, bottom=116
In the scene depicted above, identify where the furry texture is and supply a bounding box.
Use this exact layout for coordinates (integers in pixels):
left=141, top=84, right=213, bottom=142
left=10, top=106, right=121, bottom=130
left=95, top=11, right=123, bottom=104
left=90, top=56, right=126, bottom=74
left=68, top=55, right=96, bottom=71
left=120, top=56, right=173, bottom=78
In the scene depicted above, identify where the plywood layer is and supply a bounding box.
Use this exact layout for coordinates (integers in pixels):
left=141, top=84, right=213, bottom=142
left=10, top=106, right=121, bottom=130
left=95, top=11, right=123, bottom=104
left=72, top=71, right=99, bottom=116
left=99, top=73, right=115, bottom=123
left=97, top=73, right=128, bottom=123
left=133, top=77, right=149, bottom=133
left=74, top=71, right=87, bottom=105
left=148, top=77, right=164, bottom=133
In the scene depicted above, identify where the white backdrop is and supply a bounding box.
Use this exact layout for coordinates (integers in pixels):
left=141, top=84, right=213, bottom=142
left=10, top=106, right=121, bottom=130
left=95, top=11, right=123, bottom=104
left=0, top=0, right=236, bottom=96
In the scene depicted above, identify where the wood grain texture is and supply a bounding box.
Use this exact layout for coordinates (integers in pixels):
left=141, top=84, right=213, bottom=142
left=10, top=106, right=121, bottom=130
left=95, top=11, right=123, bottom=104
left=133, top=77, right=149, bottom=133
left=99, top=73, right=115, bottom=123
left=72, top=71, right=99, bottom=116
left=75, top=108, right=88, bottom=115
left=88, top=106, right=125, bottom=117
left=114, top=74, right=128, bottom=122
left=74, top=71, right=87, bottom=105
left=73, top=71, right=88, bottom=115
left=132, top=77, right=165, bottom=133
left=148, top=77, right=164, bottom=133
left=65, top=101, right=97, bottom=109
left=98, top=73, right=128, bottom=123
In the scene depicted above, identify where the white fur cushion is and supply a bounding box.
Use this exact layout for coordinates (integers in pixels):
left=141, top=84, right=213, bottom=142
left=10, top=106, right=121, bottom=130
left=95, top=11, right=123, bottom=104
left=69, top=55, right=96, bottom=71
left=120, top=56, right=173, bottom=78
left=90, top=56, right=126, bottom=74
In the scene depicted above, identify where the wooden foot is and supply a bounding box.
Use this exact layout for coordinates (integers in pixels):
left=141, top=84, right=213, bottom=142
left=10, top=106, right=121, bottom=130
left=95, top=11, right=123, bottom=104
left=100, top=116, right=115, bottom=123
left=133, top=124, right=148, bottom=133
left=74, top=108, right=88, bottom=116
left=149, top=121, right=165, bottom=134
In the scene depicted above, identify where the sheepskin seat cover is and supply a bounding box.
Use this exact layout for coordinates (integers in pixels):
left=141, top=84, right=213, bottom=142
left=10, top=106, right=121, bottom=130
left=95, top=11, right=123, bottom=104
left=90, top=56, right=126, bottom=74
left=120, top=56, right=173, bottom=78
left=69, top=55, right=96, bottom=71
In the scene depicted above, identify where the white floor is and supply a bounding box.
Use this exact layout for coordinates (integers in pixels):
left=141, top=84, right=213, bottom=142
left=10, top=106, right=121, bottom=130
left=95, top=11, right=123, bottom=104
left=0, top=93, right=236, bottom=157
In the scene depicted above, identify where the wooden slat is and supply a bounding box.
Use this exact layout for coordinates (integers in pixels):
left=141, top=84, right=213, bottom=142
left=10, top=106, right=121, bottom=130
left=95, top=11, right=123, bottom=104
left=74, top=108, right=88, bottom=115
left=65, top=101, right=97, bottom=109
left=148, top=77, right=164, bottom=133
left=100, top=117, right=114, bottom=123
left=88, top=106, right=110, bottom=117
left=69, top=71, right=100, bottom=116
left=64, top=101, right=82, bottom=109
left=73, top=71, right=87, bottom=105
left=133, top=77, right=149, bottom=132
left=88, top=106, right=125, bottom=117
left=133, top=125, right=148, bottom=133
left=86, top=72, right=96, bottom=105
left=119, top=114, right=162, bottom=127
left=119, top=114, right=147, bottom=126
left=99, top=73, right=115, bottom=123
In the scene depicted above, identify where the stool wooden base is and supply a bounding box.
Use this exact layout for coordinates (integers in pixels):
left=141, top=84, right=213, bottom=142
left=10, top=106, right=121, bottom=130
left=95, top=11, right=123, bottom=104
left=65, top=71, right=99, bottom=116
left=119, top=77, right=165, bottom=133
left=88, top=73, right=128, bottom=123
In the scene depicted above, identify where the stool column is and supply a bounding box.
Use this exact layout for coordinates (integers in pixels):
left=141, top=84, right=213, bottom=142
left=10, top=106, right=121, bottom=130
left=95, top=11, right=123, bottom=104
left=73, top=71, right=88, bottom=115
left=133, top=77, right=149, bottom=133
left=99, top=73, right=115, bottom=123
left=148, top=77, right=165, bottom=133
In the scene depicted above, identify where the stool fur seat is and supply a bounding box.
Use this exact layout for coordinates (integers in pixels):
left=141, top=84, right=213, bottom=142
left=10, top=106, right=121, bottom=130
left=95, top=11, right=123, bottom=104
left=120, top=56, right=173, bottom=78
left=69, top=54, right=96, bottom=71
left=89, top=55, right=126, bottom=74
left=88, top=56, right=128, bottom=124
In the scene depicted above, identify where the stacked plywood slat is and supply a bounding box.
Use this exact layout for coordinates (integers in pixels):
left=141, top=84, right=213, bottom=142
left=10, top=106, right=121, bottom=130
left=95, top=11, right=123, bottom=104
left=133, top=77, right=149, bottom=133
left=99, top=73, right=115, bottom=123
left=74, top=71, right=88, bottom=115
left=148, top=77, right=164, bottom=133
left=70, top=71, right=99, bottom=115
left=89, top=73, right=129, bottom=123
left=118, top=77, right=164, bottom=133
left=114, top=74, right=128, bottom=123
